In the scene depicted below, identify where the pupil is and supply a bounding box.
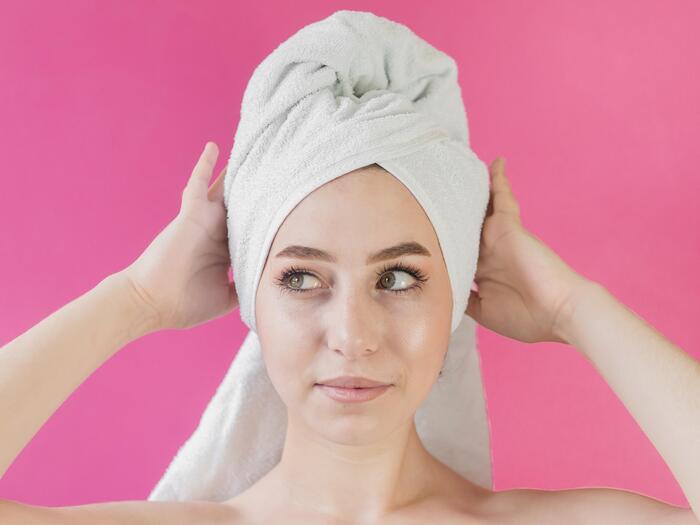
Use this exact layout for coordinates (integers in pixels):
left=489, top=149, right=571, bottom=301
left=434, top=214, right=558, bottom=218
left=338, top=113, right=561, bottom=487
left=382, top=272, right=395, bottom=288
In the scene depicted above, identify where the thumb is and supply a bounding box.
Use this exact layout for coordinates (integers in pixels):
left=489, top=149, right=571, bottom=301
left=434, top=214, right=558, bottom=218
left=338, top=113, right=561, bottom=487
left=207, top=164, right=227, bottom=202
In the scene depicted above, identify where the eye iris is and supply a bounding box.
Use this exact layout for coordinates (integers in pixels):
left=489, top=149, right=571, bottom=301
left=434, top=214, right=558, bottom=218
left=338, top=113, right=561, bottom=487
left=289, top=274, right=302, bottom=288
left=381, top=272, right=396, bottom=289
left=281, top=267, right=420, bottom=294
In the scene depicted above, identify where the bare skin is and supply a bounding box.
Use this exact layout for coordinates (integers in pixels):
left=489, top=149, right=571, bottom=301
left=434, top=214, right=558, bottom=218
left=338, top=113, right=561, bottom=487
left=1, top=143, right=697, bottom=524
left=231, top=159, right=474, bottom=522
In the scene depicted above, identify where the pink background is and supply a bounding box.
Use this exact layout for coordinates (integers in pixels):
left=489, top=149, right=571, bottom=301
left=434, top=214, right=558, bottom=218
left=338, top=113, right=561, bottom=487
left=1, top=0, right=698, bottom=509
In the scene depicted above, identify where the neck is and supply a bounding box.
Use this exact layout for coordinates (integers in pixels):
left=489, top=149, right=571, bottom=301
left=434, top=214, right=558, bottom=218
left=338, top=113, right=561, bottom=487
left=267, top=411, right=443, bottom=522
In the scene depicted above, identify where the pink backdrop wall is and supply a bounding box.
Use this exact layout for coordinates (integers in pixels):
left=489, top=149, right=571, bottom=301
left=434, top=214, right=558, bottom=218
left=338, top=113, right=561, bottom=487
left=1, top=0, right=698, bottom=509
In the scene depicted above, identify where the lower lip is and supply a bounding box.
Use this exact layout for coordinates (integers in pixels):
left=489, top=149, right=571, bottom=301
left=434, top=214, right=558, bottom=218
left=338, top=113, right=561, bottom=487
left=315, top=384, right=391, bottom=403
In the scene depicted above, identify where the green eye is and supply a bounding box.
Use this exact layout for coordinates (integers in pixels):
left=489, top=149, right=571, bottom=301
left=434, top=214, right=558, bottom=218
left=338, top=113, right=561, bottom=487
left=275, top=262, right=428, bottom=296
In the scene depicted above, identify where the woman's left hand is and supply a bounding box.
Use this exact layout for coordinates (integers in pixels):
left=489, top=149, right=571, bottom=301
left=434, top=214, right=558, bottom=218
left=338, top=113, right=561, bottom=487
left=465, top=158, right=593, bottom=344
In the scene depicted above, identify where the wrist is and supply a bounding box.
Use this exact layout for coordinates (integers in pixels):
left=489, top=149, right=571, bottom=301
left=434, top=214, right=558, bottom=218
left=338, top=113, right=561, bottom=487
left=103, top=271, right=162, bottom=339
left=552, top=277, right=607, bottom=345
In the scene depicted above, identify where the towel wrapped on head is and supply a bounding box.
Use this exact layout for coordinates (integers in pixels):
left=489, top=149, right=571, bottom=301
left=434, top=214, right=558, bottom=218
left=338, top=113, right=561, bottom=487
left=148, top=9, right=493, bottom=503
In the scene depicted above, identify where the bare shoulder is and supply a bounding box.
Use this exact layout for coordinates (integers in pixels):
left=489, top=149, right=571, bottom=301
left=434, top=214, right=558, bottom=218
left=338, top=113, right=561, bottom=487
left=485, top=486, right=697, bottom=525
left=0, top=498, right=243, bottom=525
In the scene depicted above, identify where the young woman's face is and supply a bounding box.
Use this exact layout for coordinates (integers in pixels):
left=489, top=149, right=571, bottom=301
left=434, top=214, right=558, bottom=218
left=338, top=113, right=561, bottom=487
left=254, top=164, right=453, bottom=444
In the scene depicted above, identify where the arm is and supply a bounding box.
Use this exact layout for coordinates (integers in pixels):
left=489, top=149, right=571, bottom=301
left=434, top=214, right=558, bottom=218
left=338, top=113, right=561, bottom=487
left=0, top=271, right=158, bottom=479
left=0, top=142, right=234, bottom=486
left=469, top=158, right=698, bottom=522
left=555, top=281, right=700, bottom=519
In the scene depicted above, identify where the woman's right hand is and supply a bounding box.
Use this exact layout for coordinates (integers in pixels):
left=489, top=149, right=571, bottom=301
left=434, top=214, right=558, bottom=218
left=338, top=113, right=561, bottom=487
left=121, top=142, right=239, bottom=331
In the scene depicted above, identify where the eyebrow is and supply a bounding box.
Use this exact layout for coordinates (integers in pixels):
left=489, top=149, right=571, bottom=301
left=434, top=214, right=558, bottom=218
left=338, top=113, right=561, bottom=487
left=274, top=241, right=432, bottom=265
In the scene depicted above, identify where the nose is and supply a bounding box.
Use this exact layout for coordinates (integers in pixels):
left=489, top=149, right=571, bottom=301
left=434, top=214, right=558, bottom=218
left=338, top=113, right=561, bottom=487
left=325, top=285, right=381, bottom=360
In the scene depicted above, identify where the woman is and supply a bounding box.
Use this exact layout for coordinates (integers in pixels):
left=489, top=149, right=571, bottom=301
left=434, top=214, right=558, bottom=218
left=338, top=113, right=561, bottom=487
left=0, top=143, right=697, bottom=524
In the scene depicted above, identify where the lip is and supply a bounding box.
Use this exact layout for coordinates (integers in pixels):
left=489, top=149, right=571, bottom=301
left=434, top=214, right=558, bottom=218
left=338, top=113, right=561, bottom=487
left=315, top=384, right=391, bottom=403
left=315, top=375, right=392, bottom=388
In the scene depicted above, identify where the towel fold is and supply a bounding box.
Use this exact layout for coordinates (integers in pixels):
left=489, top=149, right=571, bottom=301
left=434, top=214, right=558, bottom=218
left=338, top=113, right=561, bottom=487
left=148, top=9, right=493, bottom=503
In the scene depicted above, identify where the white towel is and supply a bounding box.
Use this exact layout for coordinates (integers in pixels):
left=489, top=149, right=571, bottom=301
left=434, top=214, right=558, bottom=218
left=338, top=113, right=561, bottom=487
left=149, top=9, right=493, bottom=503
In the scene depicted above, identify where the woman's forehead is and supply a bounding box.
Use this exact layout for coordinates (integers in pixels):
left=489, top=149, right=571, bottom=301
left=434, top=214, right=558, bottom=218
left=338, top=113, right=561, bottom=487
left=275, top=168, right=431, bottom=237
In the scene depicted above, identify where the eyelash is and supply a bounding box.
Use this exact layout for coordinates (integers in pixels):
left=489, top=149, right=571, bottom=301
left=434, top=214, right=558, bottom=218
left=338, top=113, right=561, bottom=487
left=274, top=261, right=428, bottom=296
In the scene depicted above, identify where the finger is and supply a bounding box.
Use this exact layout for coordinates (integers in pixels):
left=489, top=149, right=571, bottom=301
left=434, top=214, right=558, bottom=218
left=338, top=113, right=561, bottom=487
left=465, top=288, right=482, bottom=322
left=227, top=280, right=239, bottom=312
left=483, top=160, right=499, bottom=218
left=470, top=279, right=480, bottom=293
left=485, top=186, right=494, bottom=218
left=489, top=157, right=520, bottom=217
left=185, top=142, right=219, bottom=198
left=207, top=164, right=228, bottom=202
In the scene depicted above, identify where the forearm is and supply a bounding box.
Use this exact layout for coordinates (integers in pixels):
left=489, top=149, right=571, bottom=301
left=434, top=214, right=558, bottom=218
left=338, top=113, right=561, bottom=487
left=0, top=271, right=158, bottom=479
left=557, top=281, right=700, bottom=516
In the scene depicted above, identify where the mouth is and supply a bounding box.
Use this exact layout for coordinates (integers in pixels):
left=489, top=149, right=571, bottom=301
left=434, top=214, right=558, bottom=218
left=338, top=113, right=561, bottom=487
left=315, top=375, right=392, bottom=388
left=314, top=383, right=392, bottom=403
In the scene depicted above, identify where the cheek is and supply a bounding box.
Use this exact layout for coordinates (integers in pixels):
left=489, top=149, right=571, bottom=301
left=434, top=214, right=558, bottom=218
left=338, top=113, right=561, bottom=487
left=261, top=345, right=311, bottom=405
left=394, top=314, right=450, bottom=388
left=402, top=346, right=446, bottom=407
left=394, top=306, right=449, bottom=351
left=258, top=319, right=318, bottom=397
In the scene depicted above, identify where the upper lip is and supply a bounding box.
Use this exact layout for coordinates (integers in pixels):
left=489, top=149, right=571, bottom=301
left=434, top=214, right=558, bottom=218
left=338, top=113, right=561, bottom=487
left=316, top=375, right=392, bottom=388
